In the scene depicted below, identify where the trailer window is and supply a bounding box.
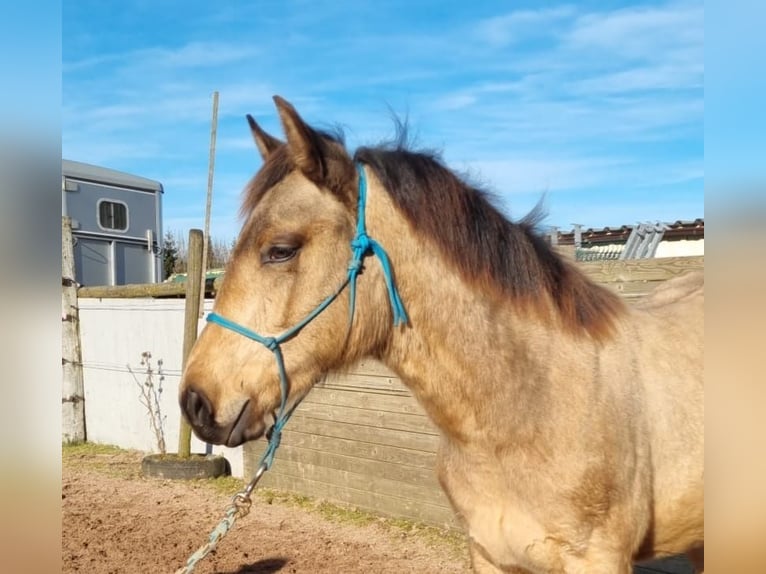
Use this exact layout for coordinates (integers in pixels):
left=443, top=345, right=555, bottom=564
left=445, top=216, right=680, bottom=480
left=98, top=200, right=128, bottom=231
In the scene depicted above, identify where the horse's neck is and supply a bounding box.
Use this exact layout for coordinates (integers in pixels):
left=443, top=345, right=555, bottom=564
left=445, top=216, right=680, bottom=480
left=363, top=173, right=587, bottom=444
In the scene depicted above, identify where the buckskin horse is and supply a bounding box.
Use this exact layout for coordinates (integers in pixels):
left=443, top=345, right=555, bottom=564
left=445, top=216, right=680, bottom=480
left=179, top=96, right=704, bottom=573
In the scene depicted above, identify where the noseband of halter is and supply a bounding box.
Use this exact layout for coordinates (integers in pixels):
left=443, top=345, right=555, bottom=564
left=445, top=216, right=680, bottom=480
left=205, top=163, right=407, bottom=469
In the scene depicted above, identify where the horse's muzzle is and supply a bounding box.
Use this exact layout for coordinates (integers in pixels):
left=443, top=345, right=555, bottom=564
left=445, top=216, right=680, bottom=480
left=180, top=387, right=265, bottom=447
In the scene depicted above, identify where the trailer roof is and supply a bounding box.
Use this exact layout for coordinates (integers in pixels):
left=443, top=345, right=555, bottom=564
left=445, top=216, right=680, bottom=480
left=63, top=159, right=163, bottom=193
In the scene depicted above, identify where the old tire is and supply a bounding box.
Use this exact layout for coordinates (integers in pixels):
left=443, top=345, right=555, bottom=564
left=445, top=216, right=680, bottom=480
left=141, top=453, right=228, bottom=480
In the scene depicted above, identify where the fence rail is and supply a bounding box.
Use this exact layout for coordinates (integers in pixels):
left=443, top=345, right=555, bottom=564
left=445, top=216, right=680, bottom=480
left=579, top=256, right=703, bottom=300
left=77, top=256, right=703, bottom=302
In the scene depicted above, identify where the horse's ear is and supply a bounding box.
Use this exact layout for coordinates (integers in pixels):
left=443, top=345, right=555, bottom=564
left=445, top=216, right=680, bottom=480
left=247, top=114, right=283, bottom=161
left=273, top=95, right=324, bottom=181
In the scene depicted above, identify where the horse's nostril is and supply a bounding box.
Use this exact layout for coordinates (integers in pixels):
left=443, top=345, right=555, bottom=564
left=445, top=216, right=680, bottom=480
left=183, top=387, right=214, bottom=428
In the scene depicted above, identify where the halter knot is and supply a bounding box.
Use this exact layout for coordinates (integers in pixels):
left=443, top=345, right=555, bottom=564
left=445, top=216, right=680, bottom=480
left=350, top=232, right=372, bottom=254
left=262, top=337, right=279, bottom=352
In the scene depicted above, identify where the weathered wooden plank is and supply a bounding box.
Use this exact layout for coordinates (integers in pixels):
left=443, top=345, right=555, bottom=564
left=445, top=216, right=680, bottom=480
left=62, top=217, right=86, bottom=443
left=345, top=358, right=397, bottom=377
left=599, top=280, right=669, bottom=298
left=263, top=441, right=440, bottom=493
left=296, top=400, right=438, bottom=435
left=320, top=371, right=409, bottom=395
left=78, top=282, right=188, bottom=298
left=258, top=471, right=460, bottom=529
left=283, top=414, right=442, bottom=453
left=259, top=447, right=448, bottom=507
left=252, top=455, right=454, bottom=517
left=277, top=428, right=438, bottom=469
left=178, top=229, right=204, bottom=457
left=306, top=386, right=425, bottom=415
left=578, top=256, right=703, bottom=283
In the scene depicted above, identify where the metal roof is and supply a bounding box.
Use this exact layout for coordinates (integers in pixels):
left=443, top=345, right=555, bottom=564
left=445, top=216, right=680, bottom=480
left=556, top=219, right=704, bottom=245
left=62, top=159, right=163, bottom=193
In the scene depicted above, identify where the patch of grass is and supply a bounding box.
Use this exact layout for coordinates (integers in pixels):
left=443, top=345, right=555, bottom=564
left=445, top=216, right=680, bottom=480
left=390, top=519, right=468, bottom=554
left=200, top=475, right=246, bottom=496
left=63, top=442, right=125, bottom=456
left=63, top=442, right=144, bottom=479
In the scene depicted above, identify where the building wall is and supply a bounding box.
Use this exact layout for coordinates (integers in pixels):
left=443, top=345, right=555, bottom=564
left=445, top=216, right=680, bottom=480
left=64, top=176, right=162, bottom=285
left=655, top=238, right=704, bottom=258
left=65, top=180, right=158, bottom=238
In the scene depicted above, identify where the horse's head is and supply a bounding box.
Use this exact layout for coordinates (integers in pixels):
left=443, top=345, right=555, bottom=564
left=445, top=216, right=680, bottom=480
left=179, top=97, right=397, bottom=447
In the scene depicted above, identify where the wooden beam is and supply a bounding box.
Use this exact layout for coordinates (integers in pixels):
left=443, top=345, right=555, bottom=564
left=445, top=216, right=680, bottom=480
left=178, top=229, right=204, bottom=457
left=578, top=256, right=704, bottom=283
left=78, top=282, right=187, bottom=299
left=62, top=217, right=86, bottom=442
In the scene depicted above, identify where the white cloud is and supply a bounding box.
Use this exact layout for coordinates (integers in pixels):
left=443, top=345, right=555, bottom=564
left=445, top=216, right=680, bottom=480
left=571, top=63, right=703, bottom=95
left=475, top=6, right=576, bottom=47
left=456, top=156, right=630, bottom=196
left=65, top=41, right=260, bottom=73
left=432, top=93, right=478, bottom=111
left=565, top=1, right=703, bottom=60
left=146, top=41, right=260, bottom=68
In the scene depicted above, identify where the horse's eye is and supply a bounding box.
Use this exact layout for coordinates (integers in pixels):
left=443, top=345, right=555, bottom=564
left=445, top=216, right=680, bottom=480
left=263, top=245, right=298, bottom=264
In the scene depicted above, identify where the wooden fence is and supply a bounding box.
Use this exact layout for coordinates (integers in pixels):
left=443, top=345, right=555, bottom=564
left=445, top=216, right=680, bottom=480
left=243, top=256, right=704, bottom=529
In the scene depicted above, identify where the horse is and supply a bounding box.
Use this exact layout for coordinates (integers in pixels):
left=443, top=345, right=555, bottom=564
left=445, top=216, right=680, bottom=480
left=179, top=96, right=704, bottom=573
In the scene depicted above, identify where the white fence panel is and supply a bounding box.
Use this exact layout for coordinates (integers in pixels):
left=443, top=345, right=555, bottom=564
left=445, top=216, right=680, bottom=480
left=77, top=297, right=244, bottom=477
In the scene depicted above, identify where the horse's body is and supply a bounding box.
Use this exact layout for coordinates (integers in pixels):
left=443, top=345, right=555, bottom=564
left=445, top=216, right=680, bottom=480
left=180, top=97, right=704, bottom=573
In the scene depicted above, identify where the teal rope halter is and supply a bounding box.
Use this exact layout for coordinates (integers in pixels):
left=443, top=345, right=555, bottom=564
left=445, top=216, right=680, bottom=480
left=206, top=163, right=407, bottom=471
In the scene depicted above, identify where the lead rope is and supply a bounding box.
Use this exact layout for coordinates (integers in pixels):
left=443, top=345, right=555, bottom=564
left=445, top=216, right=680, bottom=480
left=173, top=164, right=406, bottom=573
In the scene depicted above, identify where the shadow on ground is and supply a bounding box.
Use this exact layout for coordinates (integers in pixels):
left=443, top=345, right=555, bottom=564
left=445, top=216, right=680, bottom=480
left=223, top=558, right=289, bottom=573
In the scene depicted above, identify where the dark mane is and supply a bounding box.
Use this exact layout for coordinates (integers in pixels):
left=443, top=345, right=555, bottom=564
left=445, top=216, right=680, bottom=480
left=353, top=144, right=624, bottom=340
left=241, top=121, right=623, bottom=340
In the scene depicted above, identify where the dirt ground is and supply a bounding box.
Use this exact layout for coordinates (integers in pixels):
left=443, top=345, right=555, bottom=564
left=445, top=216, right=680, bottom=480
left=62, top=446, right=471, bottom=574
left=62, top=446, right=694, bottom=574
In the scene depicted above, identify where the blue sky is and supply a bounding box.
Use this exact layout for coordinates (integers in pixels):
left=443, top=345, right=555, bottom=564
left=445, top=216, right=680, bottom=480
left=62, top=0, right=703, bottom=243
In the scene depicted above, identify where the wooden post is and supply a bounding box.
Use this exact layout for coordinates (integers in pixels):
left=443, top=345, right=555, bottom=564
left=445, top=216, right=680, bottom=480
left=178, top=229, right=204, bottom=457
left=200, top=91, right=219, bottom=317
left=62, top=216, right=86, bottom=442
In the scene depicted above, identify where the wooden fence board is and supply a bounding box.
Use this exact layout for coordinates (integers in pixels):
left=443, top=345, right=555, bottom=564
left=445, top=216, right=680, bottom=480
left=601, top=280, right=669, bottom=299
left=285, top=414, right=442, bottom=453
left=320, top=371, right=407, bottom=395
left=78, top=282, right=188, bottom=298
left=277, top=428, right=439, bottom=469
left=306, top=386, right=425, bottom=415
left=257, top=471, right=459, bottom=528
left=295, top=401, right=438, bottom=436
left=579, top=256, right=703, bottom=283
left=256, top=451, right=448, bottom=507
left=345, top=358, right=398, bottom=377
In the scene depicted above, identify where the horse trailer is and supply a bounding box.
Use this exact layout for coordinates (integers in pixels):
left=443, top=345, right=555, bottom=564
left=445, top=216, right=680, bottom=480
left=62, top=159, right=163, bottom=286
